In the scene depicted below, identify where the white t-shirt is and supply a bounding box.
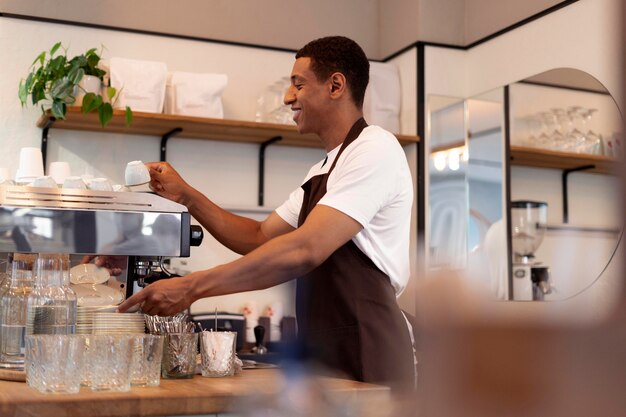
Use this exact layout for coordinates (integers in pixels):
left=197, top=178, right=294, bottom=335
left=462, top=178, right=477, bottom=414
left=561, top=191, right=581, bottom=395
left=275, top=125, right=414, bottom=295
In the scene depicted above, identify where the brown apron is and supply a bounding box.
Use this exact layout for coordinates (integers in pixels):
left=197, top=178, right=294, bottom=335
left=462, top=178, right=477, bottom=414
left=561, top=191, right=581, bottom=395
left=295, top=118, right=415, bottom=390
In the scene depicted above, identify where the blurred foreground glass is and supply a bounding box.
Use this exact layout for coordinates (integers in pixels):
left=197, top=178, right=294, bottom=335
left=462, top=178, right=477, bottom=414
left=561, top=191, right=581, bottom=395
left=25, top=334, right=84, bottom=394
left=161, top=332, right=198, bottom=379
left=200, top=331, right=236, bottom=377
left=0, top=254, right=36, bottom=369
left=89, top=334, right=133, bottom=391
left=130, top=334, right=164, bottom=387
left=26, top=254, right=76, bottom=336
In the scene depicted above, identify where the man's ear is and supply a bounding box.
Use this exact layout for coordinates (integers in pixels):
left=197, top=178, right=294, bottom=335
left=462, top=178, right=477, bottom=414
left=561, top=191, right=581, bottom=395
left=329, top=72, right=347, bottom=98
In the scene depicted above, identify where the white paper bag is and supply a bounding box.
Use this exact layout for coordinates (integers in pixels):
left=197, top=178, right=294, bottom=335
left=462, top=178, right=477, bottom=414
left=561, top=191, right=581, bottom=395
left=165, top=71, right=228, bottom=118
left=110, top=57, right=168, bottom=113
left=363, top=62, right=401, bottom=133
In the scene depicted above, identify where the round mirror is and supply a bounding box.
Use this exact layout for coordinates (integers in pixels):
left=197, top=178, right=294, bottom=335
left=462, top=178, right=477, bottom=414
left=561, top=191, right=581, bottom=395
left=426, top=68, right=623, bottom=301
left=507, top=68, right=622, bottom=301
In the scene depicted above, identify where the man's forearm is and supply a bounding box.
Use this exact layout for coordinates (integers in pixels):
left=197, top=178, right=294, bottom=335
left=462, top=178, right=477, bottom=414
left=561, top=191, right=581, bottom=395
left=189, top=228, right=319, bottom=300
left=184, top=188, right=269, bottom=255
left=188, top=205, right=362, bottom=301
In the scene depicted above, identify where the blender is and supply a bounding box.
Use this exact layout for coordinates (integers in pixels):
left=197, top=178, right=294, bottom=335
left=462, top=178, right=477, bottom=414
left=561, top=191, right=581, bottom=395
left=511, top=201, right=551, bottom=300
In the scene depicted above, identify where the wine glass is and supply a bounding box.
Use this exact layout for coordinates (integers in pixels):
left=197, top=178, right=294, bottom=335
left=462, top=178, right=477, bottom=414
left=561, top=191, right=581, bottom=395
left=577, top=107, right=602, bottom=155
left=566, top=106, right=588, bottom=153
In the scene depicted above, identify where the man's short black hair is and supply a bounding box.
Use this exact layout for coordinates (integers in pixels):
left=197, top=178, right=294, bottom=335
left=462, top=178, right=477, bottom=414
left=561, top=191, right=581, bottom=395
left=296, top=36, right=369, bottom=108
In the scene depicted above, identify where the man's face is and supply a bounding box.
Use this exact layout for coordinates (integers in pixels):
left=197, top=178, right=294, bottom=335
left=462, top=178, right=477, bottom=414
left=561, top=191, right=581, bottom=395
left=284, top=57, right=329, bottom=135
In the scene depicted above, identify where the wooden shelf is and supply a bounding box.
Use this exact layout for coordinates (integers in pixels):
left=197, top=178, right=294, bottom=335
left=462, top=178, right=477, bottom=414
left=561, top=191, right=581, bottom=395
left=36, top=107, right=420, bottom=148
left=510, top=146, right=620, bottom=175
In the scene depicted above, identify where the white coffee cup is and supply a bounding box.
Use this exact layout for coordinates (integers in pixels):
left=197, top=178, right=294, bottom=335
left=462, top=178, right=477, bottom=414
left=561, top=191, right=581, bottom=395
left=48, top=161, right=71, bottom=185
left=16, top=147, right=44, bottom=183
left=88, top=178, right=114, bottom=192
left=0, top=167, right=9, bottom=182
left=125, top=161, right=151, bottom=186
left=62, top=176, right=87, bottom=190
left=32, top=175, right=58, bottom=188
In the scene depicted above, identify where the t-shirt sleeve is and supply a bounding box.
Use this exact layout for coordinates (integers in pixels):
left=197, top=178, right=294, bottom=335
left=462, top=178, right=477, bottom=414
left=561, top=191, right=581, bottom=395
left=275, top=186, right=304, bottom=228
left=318, top=132, right=399, bottom=227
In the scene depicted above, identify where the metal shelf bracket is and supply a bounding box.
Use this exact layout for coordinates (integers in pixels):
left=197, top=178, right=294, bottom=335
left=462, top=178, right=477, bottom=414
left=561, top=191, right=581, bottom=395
left=160, top=128, right=183, bottom=161
left=562, top=164, right=595, bottom=223
left=40, top=116, right=56, bottom=167
left=258, top=136, right=282, bottom=206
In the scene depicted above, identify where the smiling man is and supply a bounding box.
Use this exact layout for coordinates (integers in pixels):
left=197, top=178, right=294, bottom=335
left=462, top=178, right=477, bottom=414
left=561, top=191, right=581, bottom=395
left=118, top=36, right=415, bottom=391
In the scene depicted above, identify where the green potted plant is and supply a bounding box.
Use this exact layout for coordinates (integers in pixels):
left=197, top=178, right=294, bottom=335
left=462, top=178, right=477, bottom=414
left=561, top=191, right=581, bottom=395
left=18, top=42, right=132, bottom=128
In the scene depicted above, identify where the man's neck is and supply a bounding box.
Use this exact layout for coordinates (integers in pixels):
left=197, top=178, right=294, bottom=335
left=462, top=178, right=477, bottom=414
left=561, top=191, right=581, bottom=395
left=318, top=108, right=364, bottom=152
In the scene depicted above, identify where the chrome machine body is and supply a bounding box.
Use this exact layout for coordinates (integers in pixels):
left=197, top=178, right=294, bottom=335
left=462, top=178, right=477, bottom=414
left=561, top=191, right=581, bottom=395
left=0, top=186, right=202, bottom=298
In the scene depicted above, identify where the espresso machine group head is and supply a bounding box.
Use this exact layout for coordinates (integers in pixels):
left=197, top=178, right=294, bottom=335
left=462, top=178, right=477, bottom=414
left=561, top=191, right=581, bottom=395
left=0, top=185, right=203, bottom=298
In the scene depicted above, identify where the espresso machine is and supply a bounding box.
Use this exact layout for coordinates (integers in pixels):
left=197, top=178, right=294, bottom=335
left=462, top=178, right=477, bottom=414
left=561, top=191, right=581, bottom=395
left=510, top=200, right=551, bottom=301
left=0, top=185, right=203, bottom=298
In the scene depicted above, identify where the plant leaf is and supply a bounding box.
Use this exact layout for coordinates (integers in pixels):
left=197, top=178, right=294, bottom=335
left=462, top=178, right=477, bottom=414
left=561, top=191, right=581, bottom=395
left=18, top=80, right=27, bottom=105
left=107, top=87, right=116, bottom=100
left=31, top=85, right=45, bottom=105
left=82, top=93, right=102, bottom=113
left=31, top=51, right=46, bottom=67
left=50, top=78, right=72, bottom=99
left=51, top=100, right=66, bottom=119
left=68, top=67, right=85, bottom=85
left=81, top=93, right=95, bottom=112
left=98, top=102, right=113, bottom=128
left=50, top=42, right=62, bottom=56
left=125, top=106, right=133, bottom=127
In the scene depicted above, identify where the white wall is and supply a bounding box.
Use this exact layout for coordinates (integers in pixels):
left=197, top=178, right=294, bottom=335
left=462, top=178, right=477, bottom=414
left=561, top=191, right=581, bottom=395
left=423, top=0, right=624, bottom=322
left=0, top=16, right=420, bottom=318
left=0, top=0, right=381, bottom=58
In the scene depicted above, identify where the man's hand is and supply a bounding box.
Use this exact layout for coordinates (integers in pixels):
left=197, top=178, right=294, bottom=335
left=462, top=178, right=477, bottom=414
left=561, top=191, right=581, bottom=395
left=117, top=274, right=198, bottom=316
left=145, top=161, right=193, bottom=206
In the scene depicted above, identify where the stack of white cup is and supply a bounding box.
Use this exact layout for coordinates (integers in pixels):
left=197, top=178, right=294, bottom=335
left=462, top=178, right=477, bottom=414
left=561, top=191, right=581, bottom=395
left=15, top=147, right=44, bottom=184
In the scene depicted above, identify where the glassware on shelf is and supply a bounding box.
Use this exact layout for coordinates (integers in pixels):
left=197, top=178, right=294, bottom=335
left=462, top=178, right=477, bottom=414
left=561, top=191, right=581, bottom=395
left=538, top=110, right=565, bottom=151
left=26, top=253, right=76, bottom=336
left=549, top=108, right=571, bottom=152
left=0, top=253, right=36, bottom=369
left=255, top=77, right=295, bottom=125
left=523, top=115, right=544, bottom=148
left=576, top=107, right=602, bottom=155
left=565, top=106, right=589, bottom=153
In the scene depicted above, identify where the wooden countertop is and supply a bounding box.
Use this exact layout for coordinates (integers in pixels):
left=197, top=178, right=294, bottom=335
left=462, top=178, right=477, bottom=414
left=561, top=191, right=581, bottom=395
left=0, top=368, right=390, bottom=417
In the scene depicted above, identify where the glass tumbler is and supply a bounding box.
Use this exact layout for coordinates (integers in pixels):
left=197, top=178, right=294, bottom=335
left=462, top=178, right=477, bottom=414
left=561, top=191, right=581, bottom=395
left=161, top=333, right=198, bottom=379
left=130, top=334, right=164, bottom=387
left=25, top=334, right=85, bottom=394
left=200, top=331, right=236, bottom=377
left=89, top=334, right=133, bottom=392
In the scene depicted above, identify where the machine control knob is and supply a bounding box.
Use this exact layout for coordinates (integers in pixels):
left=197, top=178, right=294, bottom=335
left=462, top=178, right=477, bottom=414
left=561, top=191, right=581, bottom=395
left=190, top=225, right=204, bottom=247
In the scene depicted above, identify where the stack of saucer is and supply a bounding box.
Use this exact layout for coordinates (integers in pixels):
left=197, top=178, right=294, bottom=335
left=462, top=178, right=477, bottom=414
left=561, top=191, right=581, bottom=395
left=76, top=306, right=146, bottom=335
left=92, top=312, right=146, bottom=335
left=77, top=306, right=117, bottom=334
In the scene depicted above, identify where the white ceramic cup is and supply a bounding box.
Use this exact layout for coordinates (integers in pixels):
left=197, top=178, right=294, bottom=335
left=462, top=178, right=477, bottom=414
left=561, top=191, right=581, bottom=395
left=125, top=161, right=151, bottom=186
left=89, top=178, right=114, bottom=192
left=48, top=161, right=71, bottom=185
left=32, top=175, right=58, bottom=188
left=16, top=147, right=44, bottom=183
left=63, top=176, right=87, bottom=190
left=0, top=167, right=9, bottom=181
